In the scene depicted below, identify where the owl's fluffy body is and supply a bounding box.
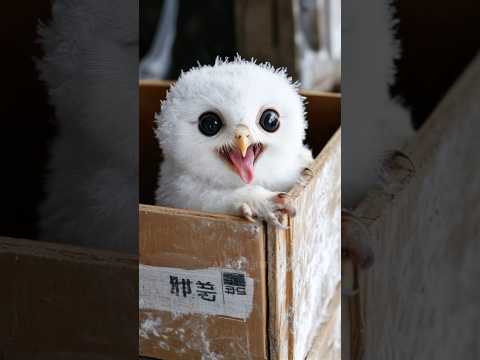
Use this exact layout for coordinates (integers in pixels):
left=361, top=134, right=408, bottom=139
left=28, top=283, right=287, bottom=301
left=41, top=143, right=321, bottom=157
left=156, top=59, right=313, bottom=218
left=342, top=0, right=415, bottom=207
left=37, top=0, right=138, bottom=252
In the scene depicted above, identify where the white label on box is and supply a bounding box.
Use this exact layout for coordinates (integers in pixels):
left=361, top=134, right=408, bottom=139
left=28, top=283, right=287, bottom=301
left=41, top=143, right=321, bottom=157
left=140, top=265, right=254, bottom=320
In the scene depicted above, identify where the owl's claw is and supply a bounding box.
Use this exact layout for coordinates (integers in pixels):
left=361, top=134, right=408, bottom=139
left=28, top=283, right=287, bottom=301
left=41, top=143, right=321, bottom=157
left=240, top=203, right=256, bottom=223
left=342, top=210, right=374, bottom=268
left=269, top=192, right=295, bottom=228
left=273, top=192, right=296, bottom=217
left=239, top=192, right=295, bottom=229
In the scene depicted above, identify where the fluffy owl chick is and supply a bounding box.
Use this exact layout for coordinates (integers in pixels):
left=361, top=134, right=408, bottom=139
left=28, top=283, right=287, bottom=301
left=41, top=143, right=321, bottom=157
left=155, top=58, right=313, bottom=226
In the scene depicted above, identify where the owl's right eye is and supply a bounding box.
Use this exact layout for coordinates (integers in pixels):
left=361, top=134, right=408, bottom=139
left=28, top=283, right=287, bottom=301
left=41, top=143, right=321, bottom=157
left=198, top=112, right=223, bottom=136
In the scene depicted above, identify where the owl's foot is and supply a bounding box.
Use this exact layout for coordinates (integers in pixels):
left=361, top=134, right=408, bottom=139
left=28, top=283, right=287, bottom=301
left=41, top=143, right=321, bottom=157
left=240, top=192, right=296, bottom=229
left=342, top=210, right=374, bottom=268
left=240, top=203, right=256, bottom=223
left=274, top=193, right=296, bottom=217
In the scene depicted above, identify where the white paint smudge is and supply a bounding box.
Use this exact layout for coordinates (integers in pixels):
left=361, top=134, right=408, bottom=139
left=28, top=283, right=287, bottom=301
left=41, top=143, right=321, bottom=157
left=224, top=256, right=249, bottom=270
left=139, top=315, right=162, bottom=339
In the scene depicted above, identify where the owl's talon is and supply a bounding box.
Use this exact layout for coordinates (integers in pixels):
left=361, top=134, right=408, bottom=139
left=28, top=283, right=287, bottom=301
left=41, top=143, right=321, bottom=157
left=277, top=192, right=288, bottom=199
left=238, top=191, right=294, bottom=228
left=240, top=203, right=256, bottom=223
left=342, top=210, right=374, bottom=268
left=274, top=192, right=289, bottom=204
left=246, top=216, right=256, bottom=222
left=273, top=193, right=297, bottom=217
left=284, top=205, right=296, bottom=217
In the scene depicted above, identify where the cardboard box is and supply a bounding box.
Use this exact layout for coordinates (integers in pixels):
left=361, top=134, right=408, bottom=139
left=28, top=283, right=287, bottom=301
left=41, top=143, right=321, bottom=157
left=139, top=80, right=341, bottom=360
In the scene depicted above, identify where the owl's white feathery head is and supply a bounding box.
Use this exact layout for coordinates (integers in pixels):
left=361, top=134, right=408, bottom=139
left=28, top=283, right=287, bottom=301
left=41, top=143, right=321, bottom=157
left=155, top=57, right=308, bottom=188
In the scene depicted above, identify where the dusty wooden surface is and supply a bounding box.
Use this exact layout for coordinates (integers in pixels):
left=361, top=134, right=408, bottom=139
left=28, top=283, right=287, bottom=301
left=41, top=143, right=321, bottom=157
left=139, top=205, right=268, bottom=360
left=352, top=53, right=480, bottom=359
left=268, top=131, right=341, bottom=360
left=0, top=236, right=137, bottom=359
left=307, top=285, right=341, bottom=360
left=267, top=225, right=290, bottom=360
left=279, top=130, right=341, bottom=360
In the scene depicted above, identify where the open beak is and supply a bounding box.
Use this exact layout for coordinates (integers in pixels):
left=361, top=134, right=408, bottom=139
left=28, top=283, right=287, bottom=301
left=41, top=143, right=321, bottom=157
left=234, top=126, right=251, bottom=158
left=217, top=125, right=264, bottom=184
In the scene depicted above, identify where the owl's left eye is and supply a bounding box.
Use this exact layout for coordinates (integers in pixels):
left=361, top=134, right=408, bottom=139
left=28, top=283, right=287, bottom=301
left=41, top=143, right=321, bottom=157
left=259, top=109, right=280, bottom=132
left=198, top=112, right=223, bottom=136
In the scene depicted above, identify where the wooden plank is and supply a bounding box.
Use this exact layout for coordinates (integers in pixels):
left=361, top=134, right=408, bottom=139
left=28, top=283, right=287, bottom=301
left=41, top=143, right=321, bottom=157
left=291, top=130, right=341, bottom=359
left=139, top=205, right=268, bottom=360
left=234, top=0, right=296, bottom=75
left=267, top=130, right=341, bottom=360
left=139, top=80, right=170, bottom=204
left=0, top=236, right=137, bottom=359
left=302, top=90, right=341, bottom=157
left=354, top=53, right=480, bottom=358
left=306, top=285, right=341, bottom=360
left=267, top=225, right=290, bottom=360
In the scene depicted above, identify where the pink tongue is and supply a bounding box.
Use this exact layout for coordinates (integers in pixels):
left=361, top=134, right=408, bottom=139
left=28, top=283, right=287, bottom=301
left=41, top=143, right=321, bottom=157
left=228, top=147, right=255, bottom=183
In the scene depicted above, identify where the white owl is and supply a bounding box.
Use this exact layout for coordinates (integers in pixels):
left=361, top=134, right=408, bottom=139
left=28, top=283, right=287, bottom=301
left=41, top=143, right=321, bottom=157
left=37, top=0, right=138, bottom=253
left=155, top=58, right=313, bottom=226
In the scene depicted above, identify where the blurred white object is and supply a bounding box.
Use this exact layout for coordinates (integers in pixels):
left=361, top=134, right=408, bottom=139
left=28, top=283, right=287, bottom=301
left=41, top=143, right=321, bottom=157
left=342, top=0, right=415, bottom=208
left=139, top=0, right=179, bottom=80
left=294, top=0, right=341, bottom=91
left=37, top=0, right=138, bottom=252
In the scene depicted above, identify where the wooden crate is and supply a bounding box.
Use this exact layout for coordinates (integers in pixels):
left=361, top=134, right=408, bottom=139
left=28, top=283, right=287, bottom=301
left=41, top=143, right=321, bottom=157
left=344, top=54, right=480, bottom=358
left=139, top=80, right=341, bottom=360
left=0, top=236, right=138, bottom=359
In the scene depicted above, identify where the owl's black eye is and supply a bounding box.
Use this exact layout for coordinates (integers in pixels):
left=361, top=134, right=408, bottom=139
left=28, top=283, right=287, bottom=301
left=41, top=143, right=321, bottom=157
left=198, top=112, right=223, bottom=136
left=259, top=109, right=280, bottom=132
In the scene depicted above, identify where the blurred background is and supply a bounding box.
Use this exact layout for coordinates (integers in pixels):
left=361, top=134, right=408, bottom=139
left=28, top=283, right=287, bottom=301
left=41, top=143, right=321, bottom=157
left=139, top=0, right=341, bottom=92
left=0, top=3, right=54, bottom=240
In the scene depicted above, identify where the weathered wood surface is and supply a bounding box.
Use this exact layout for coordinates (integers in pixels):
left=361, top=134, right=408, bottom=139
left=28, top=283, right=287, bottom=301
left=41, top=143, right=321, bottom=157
left=267, top=130, right=341, bottom=360
left=273, top=130, right=341, bottom=360
left=0, top=236, right=137, bottom=359
left=307, top=285, right=341, bottom=360
left=267, top=225, right=290, bottom=360
left=352, top=53, right=480, bottom=359
left=139, top=205, right=268, bottom=360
